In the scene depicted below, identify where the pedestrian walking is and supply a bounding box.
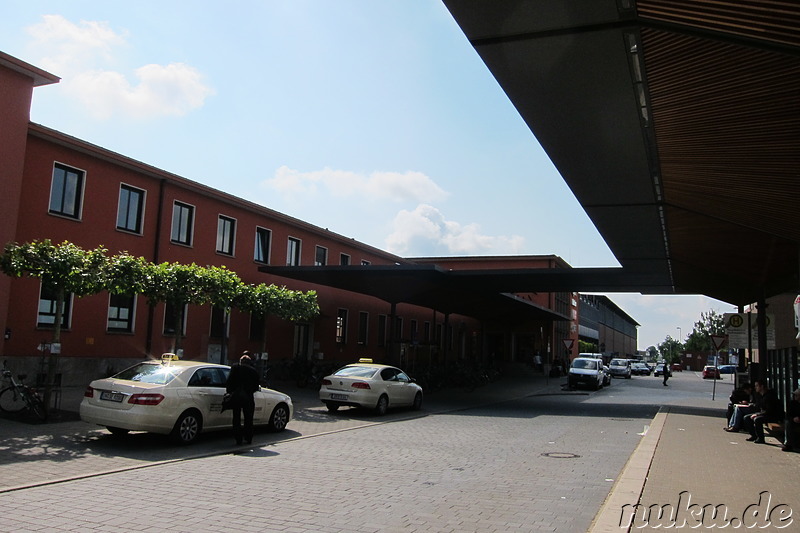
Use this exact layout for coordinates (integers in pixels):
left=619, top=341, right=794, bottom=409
left=225, top=352, right=260, bottom=445
left=662, top=364, right=671, bottom=386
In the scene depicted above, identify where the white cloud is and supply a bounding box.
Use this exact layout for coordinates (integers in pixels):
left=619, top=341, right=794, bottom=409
left=386, top=204, right=526, bottom=256
left=266, top=166, right=449, bottom=203
left=26, top=14, right=213, bottom=119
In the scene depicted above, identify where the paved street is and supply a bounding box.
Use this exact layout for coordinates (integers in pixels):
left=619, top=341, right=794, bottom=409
left=3, top=369, right=796, bottom=532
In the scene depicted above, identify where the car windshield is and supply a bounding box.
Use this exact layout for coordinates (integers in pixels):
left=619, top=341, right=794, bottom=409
left=611, top=360, right=626, bottom=366
left=334, top=366, right=379, bottom=379
left=113, top=363, right=183, bottom=385
left=572, top=359, right=597, bottom=370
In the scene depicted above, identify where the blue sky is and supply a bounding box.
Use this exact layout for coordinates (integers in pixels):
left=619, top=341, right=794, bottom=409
left=1, top=1, right=734, bottom=350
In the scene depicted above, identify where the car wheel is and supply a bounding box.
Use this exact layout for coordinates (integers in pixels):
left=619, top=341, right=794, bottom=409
left=106, top=426, right=130, bottom=436
left=325, top=402, right=340, bottom=412
left=374, top=394, right=389, bottom=416
left=268, top=403, right=290, bottom=432
left=171, top=409, right=202, bottom=445
left=412, top=392, right=423, bottom=410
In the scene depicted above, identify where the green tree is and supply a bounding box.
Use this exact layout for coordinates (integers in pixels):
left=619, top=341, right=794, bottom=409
left=0, top=240, right=110, bottom=412
left=657, top=336, right=683, bottom=364
left=684, top=310, right=726, bottom=352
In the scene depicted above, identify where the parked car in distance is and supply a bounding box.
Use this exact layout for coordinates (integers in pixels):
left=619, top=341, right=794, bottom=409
left=631, top=362, right=651, bottom=376
left=670, top=363, right=683, bottom=372
left=609, top=358, right=632, bottom=379
left=654, top=363, right=671, bottom=377
left=702, top=365, right=721, bottom=379
left=568, top=357, right=605, bottom=391
left=80, top=355, right=294, bottom=444
left=718, top=364, right=737, bottom=374
left=319, top=359, right=423, bottom=415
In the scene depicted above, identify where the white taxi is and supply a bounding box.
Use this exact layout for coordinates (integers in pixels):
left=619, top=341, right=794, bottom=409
left=80, top=355, right=293, bottom=444
left=319, top=359, right=423, bottom=415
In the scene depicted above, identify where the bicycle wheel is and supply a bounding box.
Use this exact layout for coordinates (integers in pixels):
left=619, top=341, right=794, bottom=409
left=0, top=387, right=27, bottom=413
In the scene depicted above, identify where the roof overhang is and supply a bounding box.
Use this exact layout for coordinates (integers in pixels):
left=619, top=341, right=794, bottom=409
left=442, top=0, right=800, bottom=305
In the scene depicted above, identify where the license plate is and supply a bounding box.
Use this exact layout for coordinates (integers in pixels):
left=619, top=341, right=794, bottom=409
left=100, top=391, right=125, bottom=403
left=330, top=393, right=348, bottom=401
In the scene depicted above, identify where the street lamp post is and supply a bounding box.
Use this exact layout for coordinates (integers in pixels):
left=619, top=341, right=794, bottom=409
left=676, top=327, right=682, bottom=369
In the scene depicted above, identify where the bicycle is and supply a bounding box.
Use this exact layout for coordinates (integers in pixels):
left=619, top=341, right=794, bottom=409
left=0, top=361, right=47, bottom=421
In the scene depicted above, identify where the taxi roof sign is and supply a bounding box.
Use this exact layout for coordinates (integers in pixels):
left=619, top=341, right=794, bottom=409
left=161, top=353, right=180, bottom=363
left=358, top=358, right=374, bottom=363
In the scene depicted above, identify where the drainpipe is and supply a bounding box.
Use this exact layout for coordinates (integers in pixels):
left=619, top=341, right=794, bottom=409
left=145, top=179, right=166, bottom=356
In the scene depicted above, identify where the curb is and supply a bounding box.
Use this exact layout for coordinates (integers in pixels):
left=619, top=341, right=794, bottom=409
left=589, top=407, right=669, bottom=532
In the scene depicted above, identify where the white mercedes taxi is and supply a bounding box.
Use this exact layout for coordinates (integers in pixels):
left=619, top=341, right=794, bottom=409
left=319, top=359, right=423, bottom=415
left=80, top=355, right=293, bottom=444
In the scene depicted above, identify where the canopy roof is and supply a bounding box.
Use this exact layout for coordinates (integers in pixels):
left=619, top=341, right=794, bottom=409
left=442, top=0, right=800, bottom=305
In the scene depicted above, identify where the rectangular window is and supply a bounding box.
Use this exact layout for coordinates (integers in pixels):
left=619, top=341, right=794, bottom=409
left=116, top=184, right=145, bottom=234
left=254, top=227, right=272, bottom=264
left=38, top=285, right=72, bottom=328
left=377, top=314, right=387, bottom=347
left=49, top=163, right=85, bottom=219
left=358, top=311, right=369, bottom=345
left=107, top=293, right=135, bottom=332
left=423, top=321, right=431, bottom=342
left=249, top=312, right=265, bottom=341
left=163, top=302, right=187, bottom=336
left=410, top=319, right=418, bottom=343
left=395, top=317, right=403, bottom=341
left=210, top=306, right=227, bottom=338
left=171, top=201, right=194, bottom=246
left=315, top=245, right=328, bottom=266
left=335, top=308, right=348, bottom=344
left=340, top=253, right=350, bottom=266
left=361, top=260, right=371, bottom=266
left=216, top=215, right=236, bottom=256
left=287, top=237, right=301, bottom=266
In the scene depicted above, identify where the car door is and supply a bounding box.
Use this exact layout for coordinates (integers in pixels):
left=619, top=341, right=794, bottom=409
left=186, top=367, right=229, bottom=430
left=380, top=367, right=415, bottom=406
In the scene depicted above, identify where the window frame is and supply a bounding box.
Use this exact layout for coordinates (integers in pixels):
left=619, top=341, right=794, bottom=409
left=287, top=237, right=302, bottom=266
left=116, top=183, right=146, bottom=234
left=358, top=311, right=369, bottom=345
left=37, top=284, right=73, bottom=329
left=216, top=214, right=237, bottom=256
left=48, top=162, right=85, bottom=220
left=335, top=308, right=348, bottom=344
left=163, top=302, right=188, bottom=337
left=254, top=226, right=272, bottom=264
left=340, top=253, right=351, bottom=266
left=315, top=245, right=328, bottom=266
left=107, top=293, right=136, bottom=333
left=170, top=201, right=195, bottom=246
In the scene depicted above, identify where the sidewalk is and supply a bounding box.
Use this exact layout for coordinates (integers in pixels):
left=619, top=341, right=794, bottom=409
left=3, top=371, right=798, bottom=531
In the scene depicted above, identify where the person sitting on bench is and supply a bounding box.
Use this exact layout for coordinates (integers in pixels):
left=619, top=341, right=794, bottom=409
left=743, top=380, right=783, bottom=444
left=782, top=388, right=800, bottom=453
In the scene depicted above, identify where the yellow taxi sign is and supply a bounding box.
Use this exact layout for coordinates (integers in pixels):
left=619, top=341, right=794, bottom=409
left=358, top=358, right=373, bottom=363
left=161, top=353, right=180, bottom=363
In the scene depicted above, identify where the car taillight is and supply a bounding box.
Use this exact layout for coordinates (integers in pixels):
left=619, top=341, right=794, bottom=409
left=321, top=379, right=332, bottom=386
left=128, top=393, right=165, bottom=405
left=84, top=386, right=94, bottom=398
left=352, top=382, right=371, bottom=390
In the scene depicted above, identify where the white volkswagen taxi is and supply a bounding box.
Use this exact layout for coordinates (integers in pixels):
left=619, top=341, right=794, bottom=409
left=80, top=355, right=293, bottom=444
left=319, top=359, right=423, bottom=415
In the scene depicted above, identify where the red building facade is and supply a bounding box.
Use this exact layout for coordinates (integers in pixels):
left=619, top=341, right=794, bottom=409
left=1, top=51, right=631, bottom=387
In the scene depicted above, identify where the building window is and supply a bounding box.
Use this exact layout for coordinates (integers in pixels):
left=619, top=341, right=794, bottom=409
left=254, top=227, right=271, bottom=264
left=377, top=314, right=387, bottom=347
left=38, top=285, right=72, bottom=328
left=116, top=184, right=145, bottom=234
left=358, top=311, right=369, bottom=345
left=163, top=302, right=187, bottom=336
left=315, top=245, right=328, bottom=266
left=216, top=215, right=236, bottom=256
left=395, top=316, right=403, bottom=341
left=361, top=260, right=371, bottom=266
left=170, top=201, right=194, bottom=246
left=249, top=312, right=265, bottom=341
left=410, top=319, right=418, bottom=343
left=424, top=321, right=431, bottom=342
left=49, top=163, right=85, bottom=219
left=287, top=237, right=301, bottom=266
left=107, top=293, right=135, bottom=332
left=340, top=253, right=350, bottom=266
left=210, top=306, right=227, bottom=338
left=335, top=308, right=348, bottom=344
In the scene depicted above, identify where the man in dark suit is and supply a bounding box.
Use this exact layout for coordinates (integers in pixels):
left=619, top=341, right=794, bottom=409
left=744, top=380, right=784, bottom=444
left=225, top=352, right=260, bottom=445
